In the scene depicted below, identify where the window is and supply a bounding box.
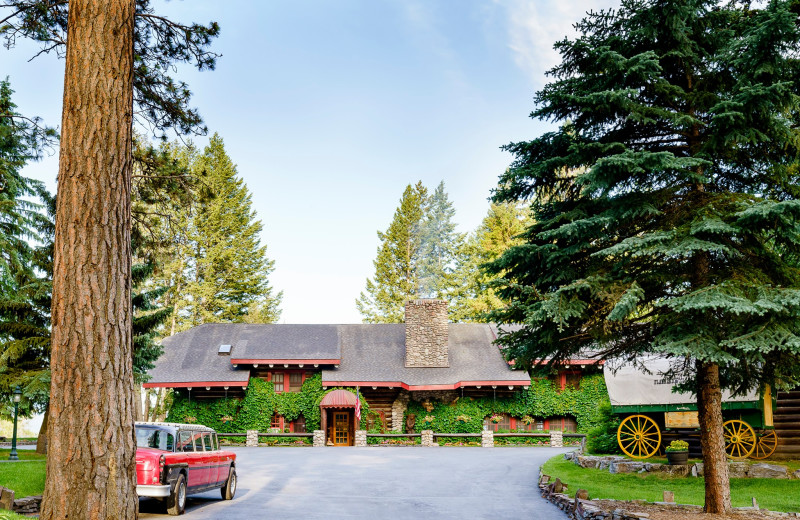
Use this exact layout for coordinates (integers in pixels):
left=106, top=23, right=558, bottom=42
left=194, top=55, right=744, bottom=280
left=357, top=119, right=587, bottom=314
left=202, top=433, right=213, bottom=451
left=483, top=413, right=511, bottom=432
left=271, top=414, right=283, bottom=430
left=194, top=432, right=204, bottom=451
left=289, top=372, right=303, bottom=392
left=515, top=417, right=545, bottom=432
left=272, top=373, right=284, bottom=392
left=293, top=415, right=306, bottom=433
left=548, top=416, right=577, bottom=433
left=565, top=372, right=581, bottom=390
left=178, top=431, right=193, bottom=452
left=135, top=427, right=174, bottom=451
left=212, top=433, right=219, bottom=450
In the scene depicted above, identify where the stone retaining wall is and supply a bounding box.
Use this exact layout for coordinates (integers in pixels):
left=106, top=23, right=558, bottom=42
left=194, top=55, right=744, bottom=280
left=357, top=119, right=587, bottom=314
left=565, top=453, right=800, bottom=479
left=538, top=469, right=800, bottom=519
left=0, top=487, right=42, bottom=515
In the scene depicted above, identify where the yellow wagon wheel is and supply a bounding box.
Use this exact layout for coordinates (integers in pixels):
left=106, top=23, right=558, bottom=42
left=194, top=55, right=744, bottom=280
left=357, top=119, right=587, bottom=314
left=751, top=430, right=778, bottom=460
left=617, top=415, right=661, bottom=459
left=723, top=419, right=756, bottom=460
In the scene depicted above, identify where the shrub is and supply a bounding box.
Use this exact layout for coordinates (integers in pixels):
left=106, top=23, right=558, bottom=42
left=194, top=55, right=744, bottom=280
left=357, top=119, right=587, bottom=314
left=585, top=402, right=621, bottom=454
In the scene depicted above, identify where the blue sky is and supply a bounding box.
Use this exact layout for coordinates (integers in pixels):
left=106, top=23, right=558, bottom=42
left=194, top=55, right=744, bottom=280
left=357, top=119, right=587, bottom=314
left=4, top=0, right=617, bottom=323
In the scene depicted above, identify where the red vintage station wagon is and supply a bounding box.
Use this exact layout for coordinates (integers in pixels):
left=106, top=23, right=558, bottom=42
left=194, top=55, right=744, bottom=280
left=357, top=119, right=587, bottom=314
left=135, top=421, right=237, bottom=515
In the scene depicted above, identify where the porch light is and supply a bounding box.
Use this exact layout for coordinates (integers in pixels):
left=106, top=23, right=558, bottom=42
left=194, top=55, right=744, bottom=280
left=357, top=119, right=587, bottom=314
left=334, top=365, right=339, bottom=369
left=299, top=364, right=304, bottom=368
left=269, top=364, right=274, bottom=368
left=224, top=386, right=229, bottom=390
left=233, top=364, right=238, bottom=368
left=314, top=364, right=319, bottom=368
left=206, top=386, right=210, bottom=390
left=372, top=386, right=377, bottom=390
left=253, top=364, right=259, bottom=368
left=476, top=386, right=481, bottom=389
left=508, top=386, right=514, bottom=390
left=492, top=386, right=497, bottom=389
left=283, top=364, right=288, bottom=368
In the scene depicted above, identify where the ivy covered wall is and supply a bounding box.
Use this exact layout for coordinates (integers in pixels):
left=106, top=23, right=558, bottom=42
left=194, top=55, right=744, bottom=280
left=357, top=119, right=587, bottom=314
left=166, top=374, right=371, bottom=432
left=406, top=374, right=610, bottom=433
left=165, top=373, right=609, bottom=434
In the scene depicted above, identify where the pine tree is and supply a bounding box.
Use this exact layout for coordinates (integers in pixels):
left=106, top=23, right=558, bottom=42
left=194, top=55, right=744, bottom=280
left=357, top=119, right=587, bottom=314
left=182, top=134, right=281, bottom=327
left=0, top=78, right=53, bottom=420
left=357, top=182, right=428, bottom=323
left=418, top=181, right=466, bottom=299
left=450, top=202, right=530, bottom=322
left=489, top=1, right=800, bottom=512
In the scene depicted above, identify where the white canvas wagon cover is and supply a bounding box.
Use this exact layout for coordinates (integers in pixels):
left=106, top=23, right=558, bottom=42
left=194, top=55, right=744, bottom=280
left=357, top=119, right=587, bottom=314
left=604, top=356, right=758, bottom=408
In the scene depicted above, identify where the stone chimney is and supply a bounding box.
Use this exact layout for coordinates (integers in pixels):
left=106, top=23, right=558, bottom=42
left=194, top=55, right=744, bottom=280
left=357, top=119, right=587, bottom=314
left=405, top=299, right=449, bottom=368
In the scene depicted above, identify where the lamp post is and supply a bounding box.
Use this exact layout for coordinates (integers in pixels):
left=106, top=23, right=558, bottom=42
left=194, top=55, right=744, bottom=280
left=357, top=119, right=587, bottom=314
left=9, top=385, right=21, bottom=461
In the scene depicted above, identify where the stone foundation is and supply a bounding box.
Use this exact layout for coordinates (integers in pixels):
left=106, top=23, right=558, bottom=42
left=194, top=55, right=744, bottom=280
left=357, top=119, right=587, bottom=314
left=246, top=430, right=258, bottom=447
left=421, top=430, right=434, bottom=447
left=355, top=430, right=367, bottom=447
left=549, top=430, right=563, bottom=448
left=313, top=430, right=325, bottom=447
left=481, top=430, right=494, bottom=448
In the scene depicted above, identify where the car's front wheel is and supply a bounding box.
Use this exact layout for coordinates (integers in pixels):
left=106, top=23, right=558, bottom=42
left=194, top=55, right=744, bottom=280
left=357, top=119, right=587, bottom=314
left=167, top=474, right=187, bottom=515
left=221, top=467, right=236, bottom=500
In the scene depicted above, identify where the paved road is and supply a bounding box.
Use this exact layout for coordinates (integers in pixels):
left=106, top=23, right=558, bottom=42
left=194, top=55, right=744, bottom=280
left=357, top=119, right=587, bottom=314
left=140, top=446, right=572, bottom=519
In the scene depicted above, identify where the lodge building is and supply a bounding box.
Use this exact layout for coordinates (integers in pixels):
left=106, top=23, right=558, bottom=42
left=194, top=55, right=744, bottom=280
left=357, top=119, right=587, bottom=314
left=145, top=299, right=592, bottom=445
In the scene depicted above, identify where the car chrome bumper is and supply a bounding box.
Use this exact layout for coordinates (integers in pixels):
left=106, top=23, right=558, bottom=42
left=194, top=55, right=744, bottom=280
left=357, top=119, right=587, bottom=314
left=137, top=484, right=171, bottom=498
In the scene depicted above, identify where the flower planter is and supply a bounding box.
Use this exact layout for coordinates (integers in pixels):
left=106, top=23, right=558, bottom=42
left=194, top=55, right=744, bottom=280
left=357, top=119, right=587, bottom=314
left=666, top=451, right=689, bottom=465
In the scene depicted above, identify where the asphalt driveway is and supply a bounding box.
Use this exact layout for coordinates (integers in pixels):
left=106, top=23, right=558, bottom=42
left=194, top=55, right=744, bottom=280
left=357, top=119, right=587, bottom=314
left=139, top=446, right=572, bottom=519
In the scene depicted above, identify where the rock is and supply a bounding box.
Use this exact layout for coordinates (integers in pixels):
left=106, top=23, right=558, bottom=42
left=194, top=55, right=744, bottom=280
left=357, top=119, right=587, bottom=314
left=793, top=469, right=800, bottom=480
left=553, top=478, right=563, bottom=493
left=663, top=464, right=690, bottom=477
left=644, top=463, right=664, bottom=473
left=576, top=489, right=589, bottom=500
left=748, top=463, right=789, bottom=479
left=728, top=461, right=749, bottom=478
left=577, top=456, right=600, bottom=469
left=663, top=490, right=675, bottom=503
left=691, top=463, right=703, bottom=477
left=0, top=488, right=14, bottom=510
left=609, top=462, right=645, bottom=474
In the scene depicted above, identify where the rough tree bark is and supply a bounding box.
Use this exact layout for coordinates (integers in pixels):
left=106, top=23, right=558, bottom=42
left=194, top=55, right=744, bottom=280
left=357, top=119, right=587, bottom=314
left=41, top=0, right=138, bottom=518
left=35, top=405, right=48, bottom=455
left=696, top=360, right=732, bottom=513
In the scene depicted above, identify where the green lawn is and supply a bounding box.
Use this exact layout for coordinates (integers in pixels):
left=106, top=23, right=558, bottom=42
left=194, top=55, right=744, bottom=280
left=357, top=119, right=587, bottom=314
left=542, top=455, right=800, bottom=513
left=0, top=449, right=46, bottom=498
left=0, top=510, right=32, bottom=520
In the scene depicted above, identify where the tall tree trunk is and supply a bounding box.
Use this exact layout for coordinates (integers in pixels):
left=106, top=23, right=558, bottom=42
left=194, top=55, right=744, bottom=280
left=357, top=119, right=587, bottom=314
left=697, top=360, right=732, bottom=513
left=42, top=1, right=137, bottom=518
left=143, top=388, right=151, bottom=422
left=134, top=384, right=143, bottom=421
left=35, top=405, right=49, bottom=455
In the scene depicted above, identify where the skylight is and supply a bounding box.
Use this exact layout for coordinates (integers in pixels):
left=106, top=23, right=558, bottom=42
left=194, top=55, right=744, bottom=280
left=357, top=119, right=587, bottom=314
left=218, top=344, right=232, bottom=355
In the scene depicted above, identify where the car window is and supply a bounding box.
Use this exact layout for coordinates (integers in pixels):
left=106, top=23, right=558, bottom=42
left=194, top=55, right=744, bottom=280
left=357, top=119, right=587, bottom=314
left=202, top=433, right=213, bottom=451
left=212, top=433, right=218, bottom=451
left=194, top=432, right=204, bottom=451
left=178, top=431, right=193, bottom=452
left=135, top=427, right=175, bottom=451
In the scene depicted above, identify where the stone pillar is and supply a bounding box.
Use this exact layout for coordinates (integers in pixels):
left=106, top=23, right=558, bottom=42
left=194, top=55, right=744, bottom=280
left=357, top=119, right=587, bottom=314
left=421, top=430, right=434, bottom=447
left=481, top=430, right=494, bottom=448
left=355, top=430, right=367, bottom=447
left=391, top=390, right=410, bottom=432
left=246, top=430, right=258, bottom=447
left=313, top=430, right=325, bottom=447
left=405, top=299, right=449, bottom=368
left=550, top=430, right=563, bottom=448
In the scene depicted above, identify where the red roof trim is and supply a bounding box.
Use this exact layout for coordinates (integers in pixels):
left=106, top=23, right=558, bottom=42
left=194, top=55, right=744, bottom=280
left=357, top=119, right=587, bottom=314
left=529, top=359, right=604, bottom=366
left=142, top=381, right=249, bottom=389
left=230, top=358, right=341, bottom=365
left=321, top=380, right=532, bottom=391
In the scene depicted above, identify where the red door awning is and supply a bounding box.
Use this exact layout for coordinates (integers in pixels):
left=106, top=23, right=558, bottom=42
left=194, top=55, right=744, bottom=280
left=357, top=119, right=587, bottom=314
left=320, top=389, right=358, bottom=408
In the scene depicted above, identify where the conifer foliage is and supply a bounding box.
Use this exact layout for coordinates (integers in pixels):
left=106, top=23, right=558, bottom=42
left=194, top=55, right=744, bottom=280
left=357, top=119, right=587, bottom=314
left=357, top=181, right=465, bottom=322
left=184, top=134, right=281, bottom=326
left=490, top=1, right=800, bottom=512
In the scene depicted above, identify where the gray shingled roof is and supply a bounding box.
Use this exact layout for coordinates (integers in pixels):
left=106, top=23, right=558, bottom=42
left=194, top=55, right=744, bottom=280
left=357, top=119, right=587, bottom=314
left=321, top=324, right=530, bottom=386
left=148, top=323, right=340, bottom=385
left=148, top=323, right=529, bottom=386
